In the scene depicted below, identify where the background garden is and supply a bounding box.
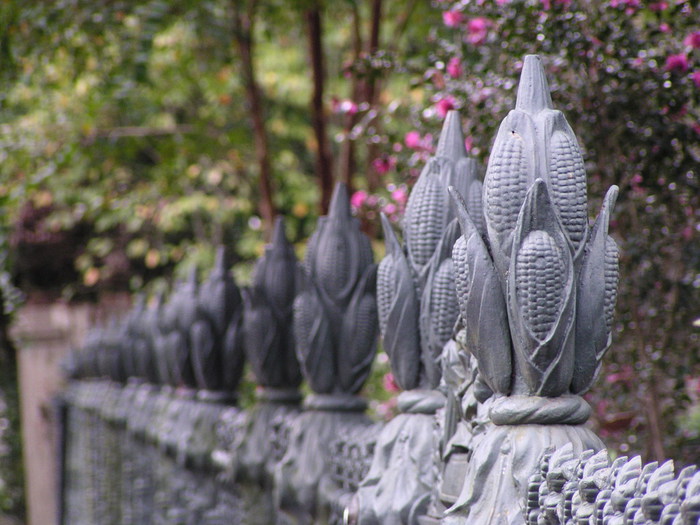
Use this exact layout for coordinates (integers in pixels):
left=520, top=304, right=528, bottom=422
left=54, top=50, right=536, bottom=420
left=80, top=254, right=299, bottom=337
left=0, top=0, right=699, bottom=520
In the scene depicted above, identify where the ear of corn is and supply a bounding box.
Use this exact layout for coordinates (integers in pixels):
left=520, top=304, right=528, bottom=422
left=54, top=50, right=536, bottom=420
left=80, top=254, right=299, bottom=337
left=376, top=254, right=396, bottom=340
left=452, top=234, right=470, bottom=324
left=404, top=159, right=449, bottom=274
left=241, top=286, right=278, bottom=385
left=255, top=218, right=298, bottom=320
left=508, top=180, right=575, bottom=396
left=450, top=187, right=513, bottom=394
left=547, top=125, right=588, bottom=253
left=435, top=110, right=468, bottom=164
left=515, top=230, right=567, bottom=341
left=312, top=185, right=374, bottom=309
left=484, top=111, right=535, bottom=279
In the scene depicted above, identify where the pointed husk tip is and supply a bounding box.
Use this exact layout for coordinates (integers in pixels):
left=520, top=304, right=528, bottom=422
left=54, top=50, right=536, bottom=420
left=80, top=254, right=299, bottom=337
left=515, top=55, right=554, bottom=114
left=436, top=110, right=467, bottom=161
left=329, top=182, right=351, bottom=219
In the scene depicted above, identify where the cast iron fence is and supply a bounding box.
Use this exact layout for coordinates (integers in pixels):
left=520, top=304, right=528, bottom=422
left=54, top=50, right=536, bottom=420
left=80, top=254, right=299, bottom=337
left=59, top=56, right=700, bottom=525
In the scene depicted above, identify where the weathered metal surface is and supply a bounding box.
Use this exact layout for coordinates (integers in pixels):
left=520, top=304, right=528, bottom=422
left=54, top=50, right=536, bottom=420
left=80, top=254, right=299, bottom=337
left=525, top=444, right=700, bottom=525
left=191, top=246, right=246, bottom=397
left=351, top=110, right=481, bottom=524
left=442, top=55, right=619, bottom=524
left=274, top=183, right=379, bottom=523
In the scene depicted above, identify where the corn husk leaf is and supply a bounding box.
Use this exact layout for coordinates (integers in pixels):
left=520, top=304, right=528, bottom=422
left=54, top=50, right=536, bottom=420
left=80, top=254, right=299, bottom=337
left=293, top=268, right=335, bottom=394
left=380, top=215, right=422, bottom=390
left=507, top=179, right=575, bottom=396
left=571, top=185, right=619, bottom=394
left=450, top=186, right=512, bottom=395
left=222, top=309, right=245, bottom=391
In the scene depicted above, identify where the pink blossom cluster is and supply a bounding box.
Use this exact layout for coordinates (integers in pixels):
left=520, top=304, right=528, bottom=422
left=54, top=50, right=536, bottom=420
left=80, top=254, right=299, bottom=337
left=434, top=95, right=457, bottom=118
left=404, top=130, right=434, bottom=152
left=446, top=57, right=462, bottom=78
left=442, top=10, right=491, bottom=46
left=661, top=30, right=700, bottom=87
left=350, top=184, right=409, bottom=223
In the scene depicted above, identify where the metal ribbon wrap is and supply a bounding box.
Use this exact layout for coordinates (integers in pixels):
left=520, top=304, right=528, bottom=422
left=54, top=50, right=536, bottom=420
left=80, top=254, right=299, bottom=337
left=489, top=395, right=591, bottom=426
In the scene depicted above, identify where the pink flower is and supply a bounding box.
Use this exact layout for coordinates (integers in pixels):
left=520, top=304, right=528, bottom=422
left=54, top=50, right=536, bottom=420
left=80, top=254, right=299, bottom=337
left=693, top=71, right=700, bottom=88
left=350, top=190, right=368, bottom=209
left=685, top=31, right=700, bottom=49
left=649, top=1, right=669, bottom=10
left=391, top=187, right=408, bottom=205
left=435, top=96, right=457, bottom=118
left=665, top=53, right=689, bottom=73
left=659, top=22, right=671, bottom=33
left=405, top=130, right=422, bottom=149
left=442, top=10, right=464, bottom=28
left=372, top=156, right=396, bottom=175
left=466, top=17, right=490, bottom=45
left=464, top=136, right=474, bottom=153
left=383, top=372, right=400, bottom=393
left=383, top=203, right=397, bottom=215
left=446, top=57, right=463, bottom=78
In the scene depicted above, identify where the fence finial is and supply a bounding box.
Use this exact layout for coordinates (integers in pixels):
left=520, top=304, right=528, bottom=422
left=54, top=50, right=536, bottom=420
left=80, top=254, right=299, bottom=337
left=444, top=55, right=619, bottom=524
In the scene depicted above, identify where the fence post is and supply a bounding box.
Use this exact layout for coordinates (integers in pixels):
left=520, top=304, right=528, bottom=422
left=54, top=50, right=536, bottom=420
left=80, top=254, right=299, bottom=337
left=349, top=110, right=481, bottom=524
left=442, top=55, right=620, bottom=524
left=274, top=183, right=379, bottom=523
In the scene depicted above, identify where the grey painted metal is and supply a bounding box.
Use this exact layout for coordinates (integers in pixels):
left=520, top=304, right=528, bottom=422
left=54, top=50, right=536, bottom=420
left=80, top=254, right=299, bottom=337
left=242, top=216, right=302, bottom=391
left=274, top=182, right=379, bottom=523
left=441, top=55, right=620, bottom=524
left=526, top=443, right=700, bottom=525
left=231, top=218, right=304, bottom=519
left=191, top=246, right=245, bottom=399
left=350, top=110, right=482, bottom=525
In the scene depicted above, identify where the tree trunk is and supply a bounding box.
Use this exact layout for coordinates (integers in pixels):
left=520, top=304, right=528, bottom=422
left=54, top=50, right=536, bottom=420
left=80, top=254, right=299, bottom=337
left=338, top=3, right=364, bottom=193
left=363, top=0, right=383, bottom=192
left=232, top=0, right=276, bottom=238
left=306, top=2, right=334, bottom=215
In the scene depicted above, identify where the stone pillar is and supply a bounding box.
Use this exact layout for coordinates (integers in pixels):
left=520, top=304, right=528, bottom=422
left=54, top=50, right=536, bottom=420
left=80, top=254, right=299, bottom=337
left=15, top=301, right=92, bottom=525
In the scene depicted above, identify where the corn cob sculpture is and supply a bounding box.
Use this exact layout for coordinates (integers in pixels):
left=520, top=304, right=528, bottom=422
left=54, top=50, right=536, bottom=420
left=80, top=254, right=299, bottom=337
left=275, top=182, right=378, bottom=522
left=377, top=110, right=481, bottom=392
left=443, top=55, right=620, bottom=524
left=190, top=246, right=246, bottom=401
left=350, top=111, right=484, bottom=524
left=235, top=217, right=302, bottom=493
